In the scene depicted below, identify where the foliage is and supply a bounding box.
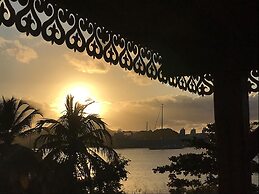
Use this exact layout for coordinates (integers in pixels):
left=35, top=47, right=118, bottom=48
left=91, top=156, right=129, bottom=194
left=0, top=97, right=41, bottom=144
left=30, top=95, right=128, bottom=193
left=35, top=153, right=129, bottom=194
left=153, top=123, right=259, bottom=194
left=153, top=123, right=218, bottom=193
left=0, top=143, right=41, bottom=194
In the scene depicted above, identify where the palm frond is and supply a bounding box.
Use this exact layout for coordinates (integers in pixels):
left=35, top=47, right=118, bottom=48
left=43, top=147, right=68, bottom=163
left=18, top=126, right=44, bottom=137
left=14, top=104, right=42, bottom=126
left=15, top=99, right=28, bottom=114
left=79, top=133, right=103, bottom=146
left=37, top=118, right=61, bottom=126
left=65, top=94, right=74, bottom=115
left=87, top=148, right=109, bottom=163
left=36, top=118, right=66, bottom=134
left=92, top=128, right=112, bottom=145
left=0, top=97, right=42, bottom=144
left=88, top=145, right=118, bottom=162
left=85, top=114, right=107, bottom=129
left=14, top=109, right=41, bottom=133
left=38, top=141, right=65, bottom=152
left=34, top=134, right=60, bottom=149
left=1, top=97, right=16, bottom=125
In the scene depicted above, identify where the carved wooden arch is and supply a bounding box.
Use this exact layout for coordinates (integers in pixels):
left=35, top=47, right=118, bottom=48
left=0, top=0, right=258, bottom=96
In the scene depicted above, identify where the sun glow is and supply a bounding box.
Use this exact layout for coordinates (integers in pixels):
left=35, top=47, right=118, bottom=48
left=54, top=84, right=102, bottom=115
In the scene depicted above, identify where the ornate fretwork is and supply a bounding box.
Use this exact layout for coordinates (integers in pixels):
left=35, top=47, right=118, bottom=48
left=167, top=74, right=214, bottom=96
left=0, top=0, right=258, bottom=96
left=248, top=70, right=259, bottom=93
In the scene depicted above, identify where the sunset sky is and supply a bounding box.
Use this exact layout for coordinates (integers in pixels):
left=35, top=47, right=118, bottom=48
left=0, top=25, right=258, bottom=132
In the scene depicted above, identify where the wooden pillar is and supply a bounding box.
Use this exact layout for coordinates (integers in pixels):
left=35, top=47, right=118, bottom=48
left=213, top=71, right=251, bottom=194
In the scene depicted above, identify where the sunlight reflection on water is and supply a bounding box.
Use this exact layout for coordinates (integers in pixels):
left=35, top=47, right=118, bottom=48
left=116, top=147, right=201, bottom=194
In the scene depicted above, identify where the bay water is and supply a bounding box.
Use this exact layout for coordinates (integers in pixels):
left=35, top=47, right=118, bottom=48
left=116, top=147, right=199, bottom=194
left=116, top=148, right=259, bottom=194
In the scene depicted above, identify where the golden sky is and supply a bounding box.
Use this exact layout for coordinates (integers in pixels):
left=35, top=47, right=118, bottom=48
left=0, top=26, right=258, bottom=132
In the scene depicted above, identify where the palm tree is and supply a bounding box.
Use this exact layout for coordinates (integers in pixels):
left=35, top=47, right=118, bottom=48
left=0, top=97, right=42, bottom=194
left=0, top=97, right=42, bottom=145
left=33, top=95, right=119, bottom=193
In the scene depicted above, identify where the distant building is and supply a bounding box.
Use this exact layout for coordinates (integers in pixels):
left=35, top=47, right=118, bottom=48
left=179, top=128, right=185, bottom=136
left=190, top=128, right=196, bottom=136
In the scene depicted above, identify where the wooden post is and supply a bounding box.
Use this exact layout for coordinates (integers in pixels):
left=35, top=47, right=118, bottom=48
left=213, top=71, right=251, bottom=194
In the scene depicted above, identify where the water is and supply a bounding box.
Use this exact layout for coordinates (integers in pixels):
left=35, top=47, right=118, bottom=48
left=116, top=147, right=199, bottom=194
left=117, top=148, right=259, bottom=194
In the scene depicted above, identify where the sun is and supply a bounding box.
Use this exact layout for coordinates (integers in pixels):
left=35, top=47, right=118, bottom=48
left=54, top=84, right=102, bottom=115
left=69, top=86, right=91, bottom=104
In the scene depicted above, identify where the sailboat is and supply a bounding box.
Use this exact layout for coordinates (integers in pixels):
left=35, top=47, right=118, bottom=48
left=149, top=104, right=167, bottom=150
left=161, top=104, right=164, bottom=130
left=148, top=104, right=184, bottom=150
left=153, top=104, right=164, bottom=130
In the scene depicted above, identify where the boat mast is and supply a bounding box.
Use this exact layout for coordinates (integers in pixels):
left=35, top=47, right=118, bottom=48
left=161, top=104, right=164, bottom=129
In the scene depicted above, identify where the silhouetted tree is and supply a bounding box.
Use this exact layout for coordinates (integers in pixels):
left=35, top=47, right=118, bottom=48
left=31, top=95, right=127, bottom=194
left=0, top=97, right=41, bottom=144
left=0, top=144, right=40, bottom=194
left=0, top=97, right=42, bottom=194
left=153, top=123, right=259, bottom=194
left=91, top=156, right=129, bottom=194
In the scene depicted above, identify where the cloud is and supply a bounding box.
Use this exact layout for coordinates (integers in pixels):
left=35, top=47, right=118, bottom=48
left=0, top=36, right=38, bottom=63
left=106, top=93, right=259, bottom=132
left=64, top=53, right=110, bottom=74
left=18, top=34, right=35, bottom=40
left=126, top=71, right=152, bottom=86
left=6, top=41, right=38, bottom=63
left=0, top=37, right=7, bottom=46
left=105, top=95, right=214, bottom=132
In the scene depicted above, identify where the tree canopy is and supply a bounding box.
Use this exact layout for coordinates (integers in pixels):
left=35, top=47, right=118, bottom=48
left=31, top=95, right=128, bottom=193
left=0, top=95, right=129, bottom=194
left=0, top=97, right=41, bottom=144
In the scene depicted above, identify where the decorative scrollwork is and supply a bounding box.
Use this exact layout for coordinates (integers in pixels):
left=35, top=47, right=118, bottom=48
left=133, top=47, right=146, bottom=75
left=0, top=0, right=15, bottom=26
left=248, top=69, right=259, bottom=93
left=187, top=76, right=198, bottom=93
left=41, top=2, right=66, bottom=45
left=86, top=24, right=103, bottom=59
left=15, top=0, right=42, bottom=36
left=158, top=60, right=168, bottom=84
left=197, top=74, right=214, bottom=96
left=66, top=13, right=87, bottom=52
left=119, top=39, right=134, bottom=70
left=103, top=33, right=119, bottom=64
left=146, top=52, right=158, bottom=79
left=0, top=0, right=258, bottom=96
left=167, top=74, right=214, bottom=96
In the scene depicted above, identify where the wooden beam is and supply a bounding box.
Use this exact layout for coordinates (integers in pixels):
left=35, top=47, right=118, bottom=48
left=213, top=71, right=251, bottom=194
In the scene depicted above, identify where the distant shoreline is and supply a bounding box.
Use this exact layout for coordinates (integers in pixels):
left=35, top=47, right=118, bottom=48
left=114, top=146, right=195, bottom=150
left=112, top=128, right=208, bottom=150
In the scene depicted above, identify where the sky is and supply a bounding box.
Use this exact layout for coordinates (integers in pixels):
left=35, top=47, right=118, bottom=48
left=0, top=25, right=258, bottom=132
